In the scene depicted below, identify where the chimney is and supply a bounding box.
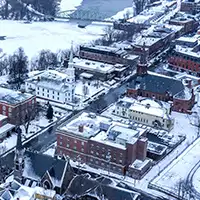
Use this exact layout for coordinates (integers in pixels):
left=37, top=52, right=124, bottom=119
left=79, top=125, right=84, bottom=133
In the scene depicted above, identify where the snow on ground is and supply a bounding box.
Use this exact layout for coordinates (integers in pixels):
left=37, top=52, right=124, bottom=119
left=0, top=115, right=57, bottom=155
left=75, top=80, right=105, bottom=99
left=43, top=145, right=56, bottom=156
left=0, top=20, right=107, bottom=59
left=151, top=137, right=200, bottom=196
left=193, top=167, right=200, bottom=192
left=0, top=75, right=8, bottom=84
left=31, top=115, right=57, bottom=128
left=59, top=0, right=83, bottom=12
left=107, top=7, right=133, bottom=21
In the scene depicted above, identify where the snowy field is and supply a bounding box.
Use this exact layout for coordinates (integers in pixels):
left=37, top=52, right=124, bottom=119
left=0, top=20, right=108, bottom=59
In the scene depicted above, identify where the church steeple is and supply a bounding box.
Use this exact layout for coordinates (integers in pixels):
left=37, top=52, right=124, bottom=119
left=66, top=41, right=75, bottom=103
left=68, top=41, right=74, bottom=67
left=14, top=127, right=25, bottom=183
left=136, top=42, right=148, bottom=76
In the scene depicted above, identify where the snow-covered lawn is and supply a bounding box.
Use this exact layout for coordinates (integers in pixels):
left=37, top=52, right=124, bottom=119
left=75, top=80, right=105, bottom=99
left=0, top=20, right=108, bottom=59
left=31, top=115, right=57, bottom=128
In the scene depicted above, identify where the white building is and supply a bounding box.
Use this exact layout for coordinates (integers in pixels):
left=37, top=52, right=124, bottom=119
left=25, top=45, right=75, bottom=104
left=113, top=98, right=174, bottom=131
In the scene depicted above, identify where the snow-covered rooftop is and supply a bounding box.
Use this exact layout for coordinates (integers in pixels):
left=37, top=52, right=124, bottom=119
left=117, top=98, right=171, bottom=119
left=0, top=87, right=33, bottom=105
left=73, top=57, right=115, bottom=74
left=0, top=114, right=7, bottom=121
left=59, top=112, right=146, bottom=149
left=176, top=36, right=198, bottom=44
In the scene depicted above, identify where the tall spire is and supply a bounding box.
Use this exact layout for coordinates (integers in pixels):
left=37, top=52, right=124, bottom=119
left=16, top=127, right=23, bottom=151
left=69, top=41, right=74, bottom=65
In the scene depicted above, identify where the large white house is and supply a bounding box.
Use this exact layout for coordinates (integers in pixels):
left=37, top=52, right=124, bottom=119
left=113, top=97, right=174, bottom=131
left=25, top=46, right=75, bottom=104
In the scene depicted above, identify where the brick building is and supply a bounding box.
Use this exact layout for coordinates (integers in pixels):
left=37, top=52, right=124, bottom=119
left=168, top=36, right=200, bottom=76
left=0, top=87, right=36, bottom=125
left=169, top=16, right=199, bottom=35
left=127, top=50, right=195, bottom=114
left=79, top=45, right=138, bottom=66
left=180, top=0, right=200, bottom=15
left=56, top=112, right=152, bottom=179
left=132, top=25, right=183, bottom=58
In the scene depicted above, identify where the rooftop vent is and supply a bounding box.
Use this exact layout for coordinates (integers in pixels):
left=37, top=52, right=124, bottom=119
left=146, top=103, right=151, bottom=109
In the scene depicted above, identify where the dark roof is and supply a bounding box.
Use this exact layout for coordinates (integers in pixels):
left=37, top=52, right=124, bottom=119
left=23, top=151, right=67, bottom=181
left=129, top=74, right=184, bottom=96
left=66, top=174, right=139, bottom=200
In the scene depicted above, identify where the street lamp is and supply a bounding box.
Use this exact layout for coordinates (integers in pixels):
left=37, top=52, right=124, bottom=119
left=106, top=152, right=111, bottom=175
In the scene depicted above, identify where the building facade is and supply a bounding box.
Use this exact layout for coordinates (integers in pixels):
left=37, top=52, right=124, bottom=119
left=168, top=37, right=200, bottom=76
left=56, top=112, right=152, bottom=179
left=0, top=87, right=36, bottom=125
left=113, top=98, right=174, bottom=131
left=79, top=45, right=138, bottom=66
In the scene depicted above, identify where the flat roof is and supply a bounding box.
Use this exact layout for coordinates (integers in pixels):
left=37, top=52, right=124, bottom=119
left=0, top=87, right=33, bottom=105
left=134, top=37, right=161, bottom=47
left=73, top=57, right=115, bottom=74
left=176, top=36, right=197, bottom=43
left=59, top=112, right=146, bottom=149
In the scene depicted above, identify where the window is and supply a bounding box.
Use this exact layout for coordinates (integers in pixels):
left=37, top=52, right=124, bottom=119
left=42, top=93, right=44, bottom=96
left=74, top=140, right=77, bottom=143
left=67, top=144, right=70, bottom=148
left=81, top=148, right=84, bottom=152
left=52, top=96, right=54, bottom=99
left=8, top=113, right=12, bottom=117
left=37, top=87, right=39, bottom=90
left=8, top=107, right=12, bottom=112
left=2, top=106, right=6, bottom=111
left=60, top=136, right=62, bottom=139
left=42, top=88, right=44, bottom=91
left=37, top=92, right=39, bottom=95
left=96, top=152, right=99, bottom=156
left=60, top=141, right=62, bottom=145
left=57, top=97, right=59, bottom=100
left=57, top=92, right=59, bottom=95
left=47, top=94, right=49, bottom=98
left=47, top=90, right=49, bottom=93
left=53, top=91, right=54, bottom=94
left=91, top=150, right=94, bottom=154
left=81, top=141, right=84, bottom=146
left=73, top=146, right=77, bottom=151
left=2, top=111, right=6, bottom=115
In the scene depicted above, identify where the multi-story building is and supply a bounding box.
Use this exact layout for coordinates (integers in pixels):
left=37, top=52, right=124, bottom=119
left=79, top=45, right=139, bottom=66
left=180, top=0, right=200, bottom=15
left=168, top=36, right=200, bottom=76
left=56, top=112, right=152, bottom=179
left=25, top=46, right=76, bottom=104
left=127, top=48, right=195, bottom=114
left=169, top=16, right=199, bottom=35
left=113, top=98, right=174, bottom=131
left=0, top=87, right=36, bottom=125
left=72, top=57, right=131, bottom=81
left=132, top=25, right=183, bottom=57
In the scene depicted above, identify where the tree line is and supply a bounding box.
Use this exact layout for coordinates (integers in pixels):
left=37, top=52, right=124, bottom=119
left=0, top=47, right=72, bottom=89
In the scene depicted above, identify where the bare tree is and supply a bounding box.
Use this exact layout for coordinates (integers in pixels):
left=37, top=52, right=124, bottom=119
left=132, top=0, right=148, bottom=15
left=19, top=102, right=38, bottom=134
